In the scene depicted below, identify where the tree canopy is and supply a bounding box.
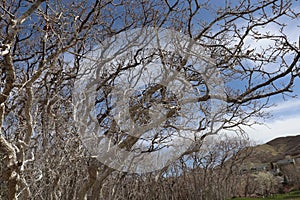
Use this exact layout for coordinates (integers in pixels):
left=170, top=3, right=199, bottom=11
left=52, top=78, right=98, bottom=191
left=0, top=0, right=299, bottom=199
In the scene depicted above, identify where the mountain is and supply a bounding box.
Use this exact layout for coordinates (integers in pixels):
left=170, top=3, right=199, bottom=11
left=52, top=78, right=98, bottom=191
left=266, top=135, right=300, bottom=156
left=248, top=135, right=300, bottom=163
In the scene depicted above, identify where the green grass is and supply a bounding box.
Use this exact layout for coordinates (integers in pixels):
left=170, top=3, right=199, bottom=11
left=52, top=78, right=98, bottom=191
left=232, top=190, right=300, bottom=200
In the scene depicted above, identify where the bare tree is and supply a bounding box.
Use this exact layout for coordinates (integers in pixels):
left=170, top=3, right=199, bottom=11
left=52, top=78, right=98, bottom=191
left=107, top=135, right=253, bottom=200
left=0, top=0, right=299, bottom=199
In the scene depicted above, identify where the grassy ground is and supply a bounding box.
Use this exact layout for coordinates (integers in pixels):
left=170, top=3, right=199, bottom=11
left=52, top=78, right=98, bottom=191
left=232, top=190, right=300, bottom=200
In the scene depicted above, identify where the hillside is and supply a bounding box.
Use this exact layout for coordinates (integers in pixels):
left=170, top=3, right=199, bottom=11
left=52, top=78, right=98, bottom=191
left=266, top=135, right=300, bottom=156
left=249, top=135, right=300, bottom=163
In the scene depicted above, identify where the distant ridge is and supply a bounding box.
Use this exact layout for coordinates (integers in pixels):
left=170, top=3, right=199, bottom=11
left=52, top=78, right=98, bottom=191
left=266, top=135, right=300, bottom=157
left=250, top=135, right=300, bottom=163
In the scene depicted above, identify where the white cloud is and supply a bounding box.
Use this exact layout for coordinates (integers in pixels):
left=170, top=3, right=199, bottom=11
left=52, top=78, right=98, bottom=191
left=245, top=116, right=300, bottom=144
left=244, top=99, right=300, bottom=144
left=267, top=98, right=300, bottom=114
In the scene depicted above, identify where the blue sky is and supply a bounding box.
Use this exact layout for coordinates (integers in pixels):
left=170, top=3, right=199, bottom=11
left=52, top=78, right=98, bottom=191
left=115, top=0, right=300, bottom=143
left=244, top=10, right=300, bottom=143
left=200, top=0, right=300, bottom=143
left=77, top=0, right=300, bottom=144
